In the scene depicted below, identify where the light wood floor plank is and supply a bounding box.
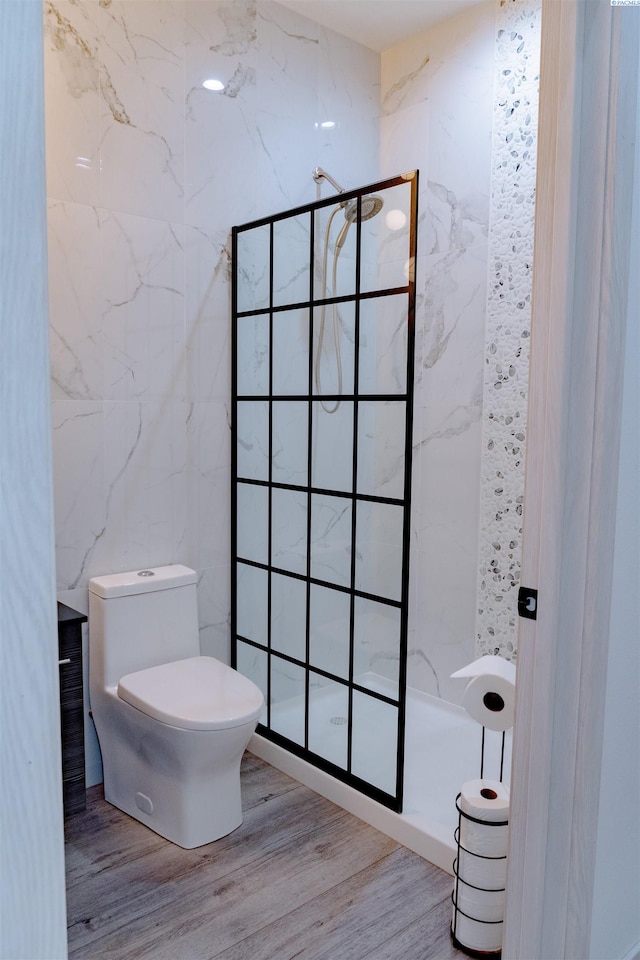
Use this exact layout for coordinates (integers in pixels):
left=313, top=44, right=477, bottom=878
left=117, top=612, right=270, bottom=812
left=211, top=845, right=455, bottom=960
left=66, top=755, right=466, bottom=960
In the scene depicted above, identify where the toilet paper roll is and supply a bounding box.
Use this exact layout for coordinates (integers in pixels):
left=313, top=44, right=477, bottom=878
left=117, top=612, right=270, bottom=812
left=458, top=779, right=510, bottom=859
left=452, top=655, right=516, bottom=731
left=452, top=910, right=503, bottom=954
left=455, top=880, right=506, bottom=922
left=457, top=845, right=507, bottom=891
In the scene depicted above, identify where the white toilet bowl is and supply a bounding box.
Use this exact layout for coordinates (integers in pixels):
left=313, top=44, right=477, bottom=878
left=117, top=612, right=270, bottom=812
left=88, top=565, right=264, bottom=848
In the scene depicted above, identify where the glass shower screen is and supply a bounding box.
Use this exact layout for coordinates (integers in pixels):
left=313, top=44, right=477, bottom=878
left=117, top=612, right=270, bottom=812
left=232, top=170, right=417, bottom=811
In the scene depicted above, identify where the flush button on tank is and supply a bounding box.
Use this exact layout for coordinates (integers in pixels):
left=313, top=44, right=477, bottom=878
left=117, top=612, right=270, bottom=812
left=137, top=570, right=155, bottom=577
left=135, top=792, right=154, bottom=815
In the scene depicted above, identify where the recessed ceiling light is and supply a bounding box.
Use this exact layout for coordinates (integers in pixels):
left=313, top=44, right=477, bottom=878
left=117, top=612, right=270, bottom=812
left=320, top=120, right=336, bottom=128
left=203, top=78, right=225, bottom=92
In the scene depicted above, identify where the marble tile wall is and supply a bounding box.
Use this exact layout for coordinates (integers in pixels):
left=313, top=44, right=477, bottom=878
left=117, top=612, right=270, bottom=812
left=379, top=0, right=540, bottom=701
left=44, top=0, right=379, bottom=781
left=381, top=2, right=496, bottom=703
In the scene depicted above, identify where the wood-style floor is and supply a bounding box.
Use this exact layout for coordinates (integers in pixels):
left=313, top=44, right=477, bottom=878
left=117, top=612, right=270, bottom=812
left=65, top=754, right=466, bottom=960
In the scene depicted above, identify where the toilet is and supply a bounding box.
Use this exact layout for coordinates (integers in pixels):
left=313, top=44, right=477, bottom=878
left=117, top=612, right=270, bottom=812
left=88, top=564, right=264, bottom=848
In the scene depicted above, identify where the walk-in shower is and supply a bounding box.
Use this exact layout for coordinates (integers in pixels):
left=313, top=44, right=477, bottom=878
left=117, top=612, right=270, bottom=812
left=232, top=170, right=418, bottom=811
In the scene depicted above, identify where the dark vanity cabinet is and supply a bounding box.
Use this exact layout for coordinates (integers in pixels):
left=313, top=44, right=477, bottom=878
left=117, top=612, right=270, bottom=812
left=57, top=602, right=87, bottom=815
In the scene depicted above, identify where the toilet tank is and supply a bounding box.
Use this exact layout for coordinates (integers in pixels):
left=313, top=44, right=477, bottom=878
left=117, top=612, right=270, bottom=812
left=89, top=565, right=200, bottom=689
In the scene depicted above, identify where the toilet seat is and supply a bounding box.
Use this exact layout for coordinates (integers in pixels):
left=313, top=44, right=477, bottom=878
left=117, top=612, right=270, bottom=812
left=118, top=656, right=264, bottom=731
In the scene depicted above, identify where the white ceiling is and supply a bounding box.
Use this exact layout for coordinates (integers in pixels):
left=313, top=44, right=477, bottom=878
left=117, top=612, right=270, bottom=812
left=276, top=0, right=485, bottom=53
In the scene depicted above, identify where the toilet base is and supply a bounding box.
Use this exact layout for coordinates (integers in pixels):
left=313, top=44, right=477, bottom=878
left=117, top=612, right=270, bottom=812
left=94, top=692, right=256, bottom=849
left=103, top=765, right=243, bottom=849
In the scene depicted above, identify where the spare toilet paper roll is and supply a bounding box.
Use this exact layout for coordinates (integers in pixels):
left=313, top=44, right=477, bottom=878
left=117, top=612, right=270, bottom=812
left=457, top=845, right=507, bottom=892
left=452, top=911, right=503, bottom=954
left=455, top=882, right=506, bottom=923
left=453, top=878, right=505, bottom=952
left=458, top=778, right=510, bottom=858
left=451, top=655, right=516, bottom=731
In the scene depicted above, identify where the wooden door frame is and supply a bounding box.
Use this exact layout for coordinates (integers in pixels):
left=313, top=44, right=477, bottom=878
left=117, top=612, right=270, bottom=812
left=503, top=1, right=638, bottom=957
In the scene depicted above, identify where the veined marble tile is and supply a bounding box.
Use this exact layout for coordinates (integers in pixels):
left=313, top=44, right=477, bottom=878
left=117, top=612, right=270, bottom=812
left=309, top=493, right=350, bottom=587
left=100, top=209, right=186, bottom=402
left=315, top=20, right=380, bottom=133
left=311, top=401, right=353, bottom=493
left=354, top=597, right=401, bottom=693
left=418, top=243, right=487, bottom=425
left=197, top=563, right=232, bottom=664
left=273, top=488, right=309, bottom=577
left=255, top=3, right=379, bottom=215
left=407, top=456, right=480, bottom=706
left=98, top=0, right=185, bottom=223
left=309, top=583, right=350, bottom=679
left=273, top=212, right=312, bottom=306
left=254, top=106, right=326, bottom=216
left=259, top=0, right=378, bottom=208
left=185, top=1, right=259, bottom=231
left=359, top=294, right=410, bottom=397
left=258, top=2, right=320, bottom=115
left=409, top=404, right=482, bottom=704
left=273, top=400, right=308, bottom=487
left=357, top=400, right=406, bottom=502
left=48, top=199, right=103, bottom=401
left=314, top=111, right=380, bottom=205
left=185, top=82, right=259, bottom=231
left=44, top=0, right=101, bottom=205
left=380, top=105, right=428, bottom=190
left=236, top=482, right=269, bottom=565
left=381, top=25, right=431, bottom=119
left=101, top=400, right=188, bottom=574
left=272, top=572, right=307, bottom=662
left=51, top=400, right=106, bottom=591
left=237, top=399, right=270, bottom=483
left=425, top=7, right=495, bottom=257
left=355, top=500, right=404, bottom=603
left=423, top=176, right=489, bottom=259
left=236, top=562, right=269, bottom=648
left=184, top=226, right=232, bottom=405
left=186, top=400, right=231, bottom=571
left=252, top=4, right=321, bottom=212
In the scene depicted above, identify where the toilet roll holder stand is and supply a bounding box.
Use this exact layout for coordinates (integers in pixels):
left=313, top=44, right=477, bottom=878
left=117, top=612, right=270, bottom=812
left=451, top=727, right=509, bottom=958
left=450, top=656, right=515, bottom=957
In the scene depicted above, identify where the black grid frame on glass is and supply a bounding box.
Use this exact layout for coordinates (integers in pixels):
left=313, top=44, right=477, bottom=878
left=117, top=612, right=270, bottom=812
left=231, top=170, right=418, bottom=813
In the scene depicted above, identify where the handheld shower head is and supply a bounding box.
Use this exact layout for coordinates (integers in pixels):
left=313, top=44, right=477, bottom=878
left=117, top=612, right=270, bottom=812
left=342, top=193, right=384, bottom=223
left=313, top=167, right=386, bottom=412
left=335, top=194, right=384, bottom=249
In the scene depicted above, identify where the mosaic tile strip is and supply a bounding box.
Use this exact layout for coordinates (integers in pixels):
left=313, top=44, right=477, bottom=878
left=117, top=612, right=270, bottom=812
left=476, top=0, right=541, bottom=660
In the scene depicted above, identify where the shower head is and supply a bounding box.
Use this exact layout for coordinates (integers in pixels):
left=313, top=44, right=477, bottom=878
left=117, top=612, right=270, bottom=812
left=342, top=194, right=384, bottom=223
left=335, top=194, right=384, bottom=249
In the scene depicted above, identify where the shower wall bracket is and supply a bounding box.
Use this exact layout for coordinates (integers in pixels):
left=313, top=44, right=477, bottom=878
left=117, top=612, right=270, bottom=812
left=517, top=586, right=538, bottom=620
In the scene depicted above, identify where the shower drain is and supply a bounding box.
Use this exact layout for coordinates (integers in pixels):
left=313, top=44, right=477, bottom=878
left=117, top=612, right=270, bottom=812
left=330, top=716, right=347, bottom=726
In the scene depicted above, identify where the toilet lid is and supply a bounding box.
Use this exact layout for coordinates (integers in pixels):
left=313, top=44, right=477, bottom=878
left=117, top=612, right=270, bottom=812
left=117, top=656, right=264, bottom=731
